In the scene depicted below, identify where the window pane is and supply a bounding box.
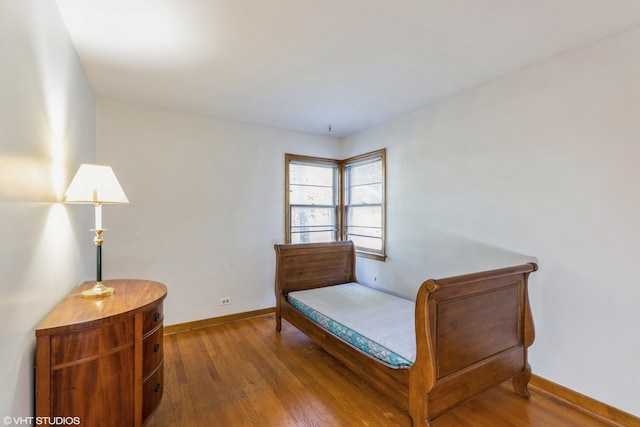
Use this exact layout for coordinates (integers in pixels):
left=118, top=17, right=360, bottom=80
left=290, top=184, right=334, bottom=205
left=290, top=163, right=336, bottom=186
left=291, top=206, right=336, bottom=228
left=347, top=205, right=381, bottom=228
left=347, top=234, right=382, bottom=251
left=291, top=204, right=336, bottom=244
left=347, top=160, right=382, bottom=186
left=291, top=230, right=336, bottom=244
left=348, top=183, right=382, bottom=205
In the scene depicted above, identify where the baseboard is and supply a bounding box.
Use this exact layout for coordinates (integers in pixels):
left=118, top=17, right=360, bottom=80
left=163, top=307, right=275, bottom=335
left=530, top=375, right=639, bottom=427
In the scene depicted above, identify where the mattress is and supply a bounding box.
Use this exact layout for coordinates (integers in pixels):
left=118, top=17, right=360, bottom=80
left=287, top=283, right=416, bottom=368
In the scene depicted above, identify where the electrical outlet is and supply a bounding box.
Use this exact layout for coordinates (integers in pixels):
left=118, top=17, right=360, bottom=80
left=219, top=297, right=231, bottom=306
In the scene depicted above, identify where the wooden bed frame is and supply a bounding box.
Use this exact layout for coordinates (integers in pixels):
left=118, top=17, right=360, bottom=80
left=274, top=241, right=538, bottom=426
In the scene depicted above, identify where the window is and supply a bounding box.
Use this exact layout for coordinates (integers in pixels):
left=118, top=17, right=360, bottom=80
left=344, top=152, right=385, bottom=256
left=285, top=149, right=386, bottom=260
left=286, top=155, right=338, bottom=244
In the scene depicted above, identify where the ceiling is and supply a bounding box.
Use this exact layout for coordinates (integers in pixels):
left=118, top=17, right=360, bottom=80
left=56, top=0, right=640, bottom=137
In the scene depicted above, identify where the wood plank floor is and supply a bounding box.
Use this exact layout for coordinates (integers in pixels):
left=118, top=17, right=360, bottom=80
left=147, top=314, right=613, bottom=427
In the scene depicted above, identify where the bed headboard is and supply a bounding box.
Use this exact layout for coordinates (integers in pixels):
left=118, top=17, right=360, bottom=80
left=274, top=241, right=357, bottom=295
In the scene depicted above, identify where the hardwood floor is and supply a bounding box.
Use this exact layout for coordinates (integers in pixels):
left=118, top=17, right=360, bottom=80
left=147, top=314, right=613, bottom=427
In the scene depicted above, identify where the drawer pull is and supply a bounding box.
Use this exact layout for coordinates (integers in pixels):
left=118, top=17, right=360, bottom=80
left=154, top=343, right=160, bottom=352
left=154, top=312, right=160, bottom=321
left=154, top=382, right=161, bottom=393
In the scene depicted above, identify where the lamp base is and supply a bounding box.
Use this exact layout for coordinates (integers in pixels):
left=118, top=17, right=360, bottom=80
left=81, top=282, right=115, bottom=299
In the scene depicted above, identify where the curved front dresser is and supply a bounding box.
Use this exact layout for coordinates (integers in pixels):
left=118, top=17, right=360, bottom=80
left=35, top=279, right=168, bottom=427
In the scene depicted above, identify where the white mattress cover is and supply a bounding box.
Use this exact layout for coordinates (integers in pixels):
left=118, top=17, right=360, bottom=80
left=288, top=283, right=416, bottom=363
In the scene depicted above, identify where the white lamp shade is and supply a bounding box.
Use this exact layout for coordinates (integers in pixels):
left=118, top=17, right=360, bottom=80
left=64, top=164, right=129, bottom=204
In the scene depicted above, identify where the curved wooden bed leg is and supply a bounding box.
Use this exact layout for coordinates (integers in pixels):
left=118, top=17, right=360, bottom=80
left=275, top=301, right=282, bottom=332
left=275, top=313, right=282, bottom=332
left=409, top=367, right=434, bottom=426
left=513, top=269, right=536, bottom=399
left=408, top=396, right=432, bottom=427
left=408, top=403, right=432, bottom=427
left=512, top=363, right=532, bottom=399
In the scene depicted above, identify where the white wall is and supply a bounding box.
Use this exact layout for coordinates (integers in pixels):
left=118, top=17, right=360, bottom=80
left=96, top=97, right=341, bottom=325
left=342, top=27, right=640, bottom=416
left=0, top=0, right=96, bottom=417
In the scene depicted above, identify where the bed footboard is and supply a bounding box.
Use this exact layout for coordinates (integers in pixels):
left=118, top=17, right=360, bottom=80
left=410, top=263, right=538, bottom=425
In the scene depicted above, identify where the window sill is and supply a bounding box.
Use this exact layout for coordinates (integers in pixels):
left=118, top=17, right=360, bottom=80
left=356, top=250, right=387, bottom=262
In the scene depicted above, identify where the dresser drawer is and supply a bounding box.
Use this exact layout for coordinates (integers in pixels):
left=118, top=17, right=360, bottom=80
left=51, top=344, right=135, bottom=427
left=142, top=360, right=164, bottom=422
left=142, top=302, right=163, bottom=334
left=142, top=324, right=163, bottom=376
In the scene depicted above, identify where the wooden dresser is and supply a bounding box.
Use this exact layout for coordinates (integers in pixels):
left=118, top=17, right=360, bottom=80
left=35, top=279, right=167, bottom=427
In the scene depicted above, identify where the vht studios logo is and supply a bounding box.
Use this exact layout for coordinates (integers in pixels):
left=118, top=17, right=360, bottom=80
left=3, top=417, right=81, bottom=426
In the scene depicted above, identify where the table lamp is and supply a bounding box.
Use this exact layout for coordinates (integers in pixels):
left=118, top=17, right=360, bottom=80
left=64, top=164, right=129, bottom=298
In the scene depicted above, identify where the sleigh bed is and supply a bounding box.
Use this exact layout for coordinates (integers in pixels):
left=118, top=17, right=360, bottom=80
left=274, top=241, right=537, bottom=426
